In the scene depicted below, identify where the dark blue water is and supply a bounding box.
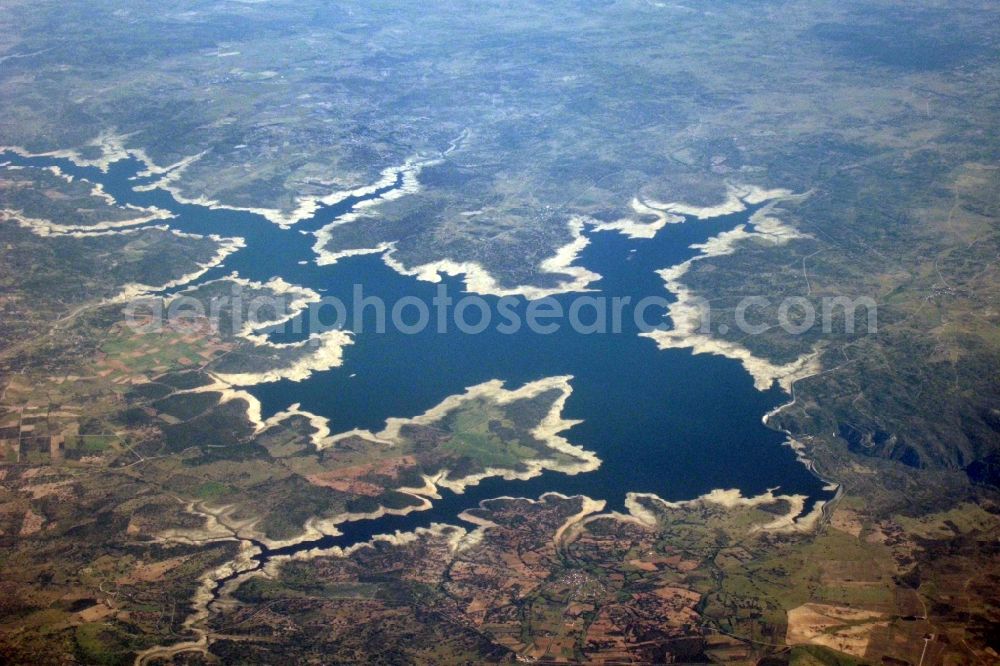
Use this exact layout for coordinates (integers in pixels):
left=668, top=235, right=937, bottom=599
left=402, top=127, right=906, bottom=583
left=4, top=150, right=827, bottom=557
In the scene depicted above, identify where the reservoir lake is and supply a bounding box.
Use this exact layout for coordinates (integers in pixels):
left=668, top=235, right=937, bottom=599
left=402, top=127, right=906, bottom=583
left=3, top=150, right=828, bottom=559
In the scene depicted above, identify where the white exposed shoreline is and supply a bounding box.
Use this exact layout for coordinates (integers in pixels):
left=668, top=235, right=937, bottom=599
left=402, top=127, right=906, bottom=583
left=316, top=216, right=602, bottom=300
left=2, top=134, right=440, bottom=229
left=761, top=374, right=843, bottom=497
left=171, top=272, right=321, bottom=344
left=3, top=145, right=357, bottom=389
left=315, top=182, right=802, bottom=301
left=253, top=492, right=604, bottom=582
left=107, top=231, right=246, bottom=304
left=326, top=375, right=600, bottom=492
left=646, top=183, right=795, bottom=220
left=589, top=197, right=685, bottom=239
left=1, top=131, right=138, bottom=173
left=174, top=376, right=599, bottom=551
left=0, top=220, right=244, bottom=305
left=144, top=153, right=440, bottom=228
left=1, top=158, right=245, bottom=304
left=1, top=207, right=170, bottom=237
left=213, top=328, right=353, bottom=386
left=641, top=191, right=823, bottom=392
left=167, top=273, right=355, bottom=385
left=227, top=484, right=820, bottom=616
left=0, top=161, right=173, bottom=235
left=9, top=134, right=841, bottom=657
left=607, top=487, right=826, bottom=534
left=386, top=216, right=602, bottom=300
left=13, top=133, right=593, bottom=301
left=153, top=483, right=825, bottom=662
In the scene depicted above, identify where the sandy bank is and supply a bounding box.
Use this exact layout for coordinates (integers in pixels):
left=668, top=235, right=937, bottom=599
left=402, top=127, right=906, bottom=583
left=641, top=193, right=822, bottom=391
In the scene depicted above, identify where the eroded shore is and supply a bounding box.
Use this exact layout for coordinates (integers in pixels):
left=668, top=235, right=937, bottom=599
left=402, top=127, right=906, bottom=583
left=2, top=142, right=833, bottom=662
